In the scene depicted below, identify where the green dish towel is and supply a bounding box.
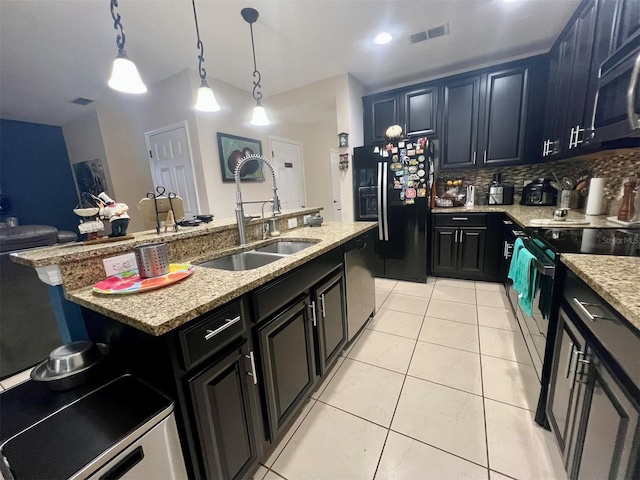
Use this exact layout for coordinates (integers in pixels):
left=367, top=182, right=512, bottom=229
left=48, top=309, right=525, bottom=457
left=508, top=238, right=538, bottom=317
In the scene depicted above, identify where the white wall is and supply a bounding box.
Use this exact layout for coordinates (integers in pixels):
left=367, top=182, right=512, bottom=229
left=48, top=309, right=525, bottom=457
left=62, top=110, right=113, bottom=197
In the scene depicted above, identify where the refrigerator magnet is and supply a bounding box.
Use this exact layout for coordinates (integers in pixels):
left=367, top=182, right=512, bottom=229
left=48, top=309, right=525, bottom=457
left=392, top=147, right=398, bottom=154
left=409, top=173, right=419, bottom=181
left=407, top=180, right=415, bottom=187
left=418, top=155, right=426, bottom=162
left=417, top=188, right=427, bottom=197
left=393, top=178, right=402, bottom=189
left=417, top=169, right=425, bottom=177
left=408, top=166, right=418, bottom=173
left=392, top=154, right=399, bottom=162
left=419, top=163, right=424, bottom=168
left=390, top=162, right=402, bottom=171
left=416, top=148, right=424, bottom=155
left=407, top=149, right=416, bottom=156
left=406, top=188, right=417, bottom=199
left=398, top=141, right=405, bottom=148
left=386, top=143, right=394, bottom=151
left=405, top=198, right=415, bottom=205
left=382, top=151, right=389, bottom=157
left=395, top=170, right=403, bottom=176
left=409, top=160, right=419, bottom=166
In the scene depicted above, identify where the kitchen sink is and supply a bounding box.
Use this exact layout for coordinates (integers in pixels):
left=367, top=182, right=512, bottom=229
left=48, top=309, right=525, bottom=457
left=199, top=251, right=286, bottom=271
left=254, top=241, right=316, bottom=255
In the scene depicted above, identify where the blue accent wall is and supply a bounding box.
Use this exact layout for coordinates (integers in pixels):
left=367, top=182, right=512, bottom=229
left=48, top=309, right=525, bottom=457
left=0, top=119, right=78, bottom=232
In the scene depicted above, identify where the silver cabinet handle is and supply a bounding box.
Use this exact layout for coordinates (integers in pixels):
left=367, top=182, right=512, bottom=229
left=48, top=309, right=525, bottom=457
left=627, top=51, right=640, bottom=130
left=472, top=151, right=476, bottom=163
left=572, top=298, right=617, bottom=323
left=454, top=230, right=458, bottom=243
left=205, top=315, right=241, bottom=340
left=459, top=231, right=464, bottom=244
left=565, top=342, right=575, bottom=378
left=503, top=241, right=509, bottom=259
left=245, top=351, right=258, bottom=385
left=452, top=217, right=468, bottom=221
left=483, top=150, right=487, bottom=163
left=503, top=220, right=513, bottom=225
left=308, top=301, right=317, bottom=327
left=320, top=294, right=326, bottom=318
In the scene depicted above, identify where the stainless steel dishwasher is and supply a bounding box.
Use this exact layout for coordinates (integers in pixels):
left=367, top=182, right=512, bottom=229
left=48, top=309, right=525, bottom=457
left=344, top=233, right=376, bottom=342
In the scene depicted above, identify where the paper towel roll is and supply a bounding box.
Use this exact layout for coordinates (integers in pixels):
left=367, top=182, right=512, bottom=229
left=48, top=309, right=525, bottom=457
left=586, top=178, right=605, bottom=215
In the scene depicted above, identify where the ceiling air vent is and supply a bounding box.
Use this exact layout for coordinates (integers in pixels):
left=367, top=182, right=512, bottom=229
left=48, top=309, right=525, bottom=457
left=409, top=23, right=450, bottom=44
left=69, top=97, right=94, bottom=106
left=428, top=23, right=449, bottom=39
left=409, top=31, right=428, bottom=44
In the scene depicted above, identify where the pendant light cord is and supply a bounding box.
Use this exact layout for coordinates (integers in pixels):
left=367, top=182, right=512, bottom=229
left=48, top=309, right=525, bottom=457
left=191, top=0, right=207, bottom=81
left=249, top=22, right=263, bottom=102
left=110, top=0, right=126, bottom=52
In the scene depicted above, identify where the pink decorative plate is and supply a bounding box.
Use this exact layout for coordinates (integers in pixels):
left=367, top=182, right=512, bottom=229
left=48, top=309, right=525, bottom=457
left=93, top=263, right=195, bottom=294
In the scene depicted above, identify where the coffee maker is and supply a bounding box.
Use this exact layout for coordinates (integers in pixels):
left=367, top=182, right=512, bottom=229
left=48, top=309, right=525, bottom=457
left=488, top=173, right=514, bottom=205
left=489, top=173, right=504, bottom=204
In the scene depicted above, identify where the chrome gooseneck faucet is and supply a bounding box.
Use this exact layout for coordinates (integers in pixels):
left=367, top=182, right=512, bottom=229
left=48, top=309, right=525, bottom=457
left=234, top=154, right=281, bottom=245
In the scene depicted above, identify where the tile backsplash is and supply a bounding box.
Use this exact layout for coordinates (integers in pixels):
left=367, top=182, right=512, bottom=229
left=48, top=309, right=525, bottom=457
left=439, top=148, right=640, bottom=215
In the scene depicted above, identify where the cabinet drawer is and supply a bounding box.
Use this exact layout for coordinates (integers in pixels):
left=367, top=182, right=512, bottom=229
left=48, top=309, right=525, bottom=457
left=179, top=301, right=245, bottom=370
left=433, top=213, right=487, bottom=227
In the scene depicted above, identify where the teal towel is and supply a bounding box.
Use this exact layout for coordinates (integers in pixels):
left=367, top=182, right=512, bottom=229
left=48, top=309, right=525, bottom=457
left=508, top=238, right=538, bottom=317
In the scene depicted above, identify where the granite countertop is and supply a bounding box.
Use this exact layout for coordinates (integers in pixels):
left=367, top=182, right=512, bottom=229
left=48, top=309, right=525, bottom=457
left=10, top=208, right=322, bottom=268
left=560, top=254, right=640, bottom=331
left=67, top=221, right=376, bottom=336
left=432, top=204, right=620, bottom=229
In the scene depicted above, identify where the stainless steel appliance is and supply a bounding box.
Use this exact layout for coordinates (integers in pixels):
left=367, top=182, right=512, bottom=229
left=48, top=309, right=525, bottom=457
left=520, top=178, right=558, bottom=206
left=344, top=233, right=375, bottom=341
left=353, top=139, right=435, bottom=282
left=0, top=374, right=187, bottom=480
left=590, top=34, right=640, bottom=143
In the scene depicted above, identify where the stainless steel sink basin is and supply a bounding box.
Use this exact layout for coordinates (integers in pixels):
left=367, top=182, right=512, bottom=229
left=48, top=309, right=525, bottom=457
left=254, top=241, right=316, bottom=255
left=199, top=251, right=285, bottom=271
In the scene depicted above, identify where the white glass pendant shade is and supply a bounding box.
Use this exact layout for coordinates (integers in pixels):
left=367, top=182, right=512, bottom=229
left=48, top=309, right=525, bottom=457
left=195, top=81, right=221, bottom=112
left=108, top=53, right=147, bottom=94
left=250, top=103, right=269, bottom=126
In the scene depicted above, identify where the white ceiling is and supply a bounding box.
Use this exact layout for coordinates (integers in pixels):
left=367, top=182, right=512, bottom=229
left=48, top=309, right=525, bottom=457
left=0, top=0, right=580, bottom=127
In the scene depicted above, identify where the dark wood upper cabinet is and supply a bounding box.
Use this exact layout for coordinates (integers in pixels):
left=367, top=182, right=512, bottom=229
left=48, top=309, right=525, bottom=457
left=479, top=66, right=529, bottom=165
left=441, top=75, right=481, bottom=169
left=404, top=86, right=438, bottom=137
left=614, top=0, right=640, bottom=49
left=363, top=95, right=400, bottom=145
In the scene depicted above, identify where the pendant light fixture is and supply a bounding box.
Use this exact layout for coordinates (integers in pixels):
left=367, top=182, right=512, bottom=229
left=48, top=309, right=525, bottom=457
left=241, top=8, right=269, bottom=126
left=108, top=0, right=147, bottom=94
left=191, top=0, right=220, bottom=112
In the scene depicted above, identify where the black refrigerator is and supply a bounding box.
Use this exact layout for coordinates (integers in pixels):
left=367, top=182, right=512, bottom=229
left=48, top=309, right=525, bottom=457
left=353, top=138, right=435, bottom=283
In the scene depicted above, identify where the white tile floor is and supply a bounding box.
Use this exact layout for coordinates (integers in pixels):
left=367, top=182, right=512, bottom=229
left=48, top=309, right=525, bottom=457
left=256, top=277, right=567, bottom=480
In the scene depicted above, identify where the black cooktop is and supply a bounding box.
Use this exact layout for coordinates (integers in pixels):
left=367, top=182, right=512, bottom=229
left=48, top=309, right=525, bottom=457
left=532, top=227, right=640, bottom=256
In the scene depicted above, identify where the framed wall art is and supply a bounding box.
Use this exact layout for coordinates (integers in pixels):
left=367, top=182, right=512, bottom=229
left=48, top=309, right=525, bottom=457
left=217, top=132, right=264, bottom=182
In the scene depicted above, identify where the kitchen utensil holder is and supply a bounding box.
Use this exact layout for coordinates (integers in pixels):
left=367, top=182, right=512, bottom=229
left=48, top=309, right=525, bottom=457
left=134, top=243, right=169, bottom=278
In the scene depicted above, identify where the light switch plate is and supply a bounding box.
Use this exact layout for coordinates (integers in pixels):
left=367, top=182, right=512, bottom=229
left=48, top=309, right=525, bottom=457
left=103, top=252, right=137, bottom=277
left=288, top=218, right=298, bottom=229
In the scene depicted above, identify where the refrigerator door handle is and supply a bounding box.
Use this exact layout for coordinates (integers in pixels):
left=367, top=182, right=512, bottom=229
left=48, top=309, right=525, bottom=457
left=383, top=162, right=389, bottom=241
left=377, top=162, right=383, bottom=241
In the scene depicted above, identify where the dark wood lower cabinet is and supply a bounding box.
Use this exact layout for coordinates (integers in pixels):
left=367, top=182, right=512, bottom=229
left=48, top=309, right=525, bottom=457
left=189, top=341, right=261, bottom=480
left=312, top=271, right=346, bottom=377
left=432, top=226, right=487, bottom=279
left=547, top=306, right=640, bottom=480
left=258, top=296, right=317, bottom=442
left=457, top=228, right=486, bottom=276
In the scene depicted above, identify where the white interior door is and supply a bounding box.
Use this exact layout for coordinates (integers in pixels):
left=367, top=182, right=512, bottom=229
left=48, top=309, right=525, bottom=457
left=145, top=122, right=199, bottom=219
left=270, top=137, right=306, bottom=211
left=330, top=149, right=342, bottom=221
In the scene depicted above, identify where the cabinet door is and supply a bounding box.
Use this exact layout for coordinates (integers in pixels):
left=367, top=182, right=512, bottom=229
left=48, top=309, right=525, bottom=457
left=542, top=44, right=562, bottom=157
left=441, top=76, right=481, bottom=169
left=547, top=308, right=587, bottom=460
left=258, top=297, right=317, bottom=441
left=564, top=0, right=598, bottom=152
left=479, top=66, right=529, bottom=165
left=190, top=342, right=261, bottom=480
left=363, top=94, right=400, bottom=145
left=614, top=0, right=640, bottom=49
left=313, top=272, right=347, bottom=376
left=457, top=227, right=486, bottom=276
left=432, top=227, right=458, bottom=274
left=404, top=86, right=438, bottom=136
left=573, top=353, right=640, bottom=480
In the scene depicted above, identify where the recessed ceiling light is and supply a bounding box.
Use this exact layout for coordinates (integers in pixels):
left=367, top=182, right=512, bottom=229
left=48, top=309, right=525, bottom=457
left=374, top=32, right=392, bottom=45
